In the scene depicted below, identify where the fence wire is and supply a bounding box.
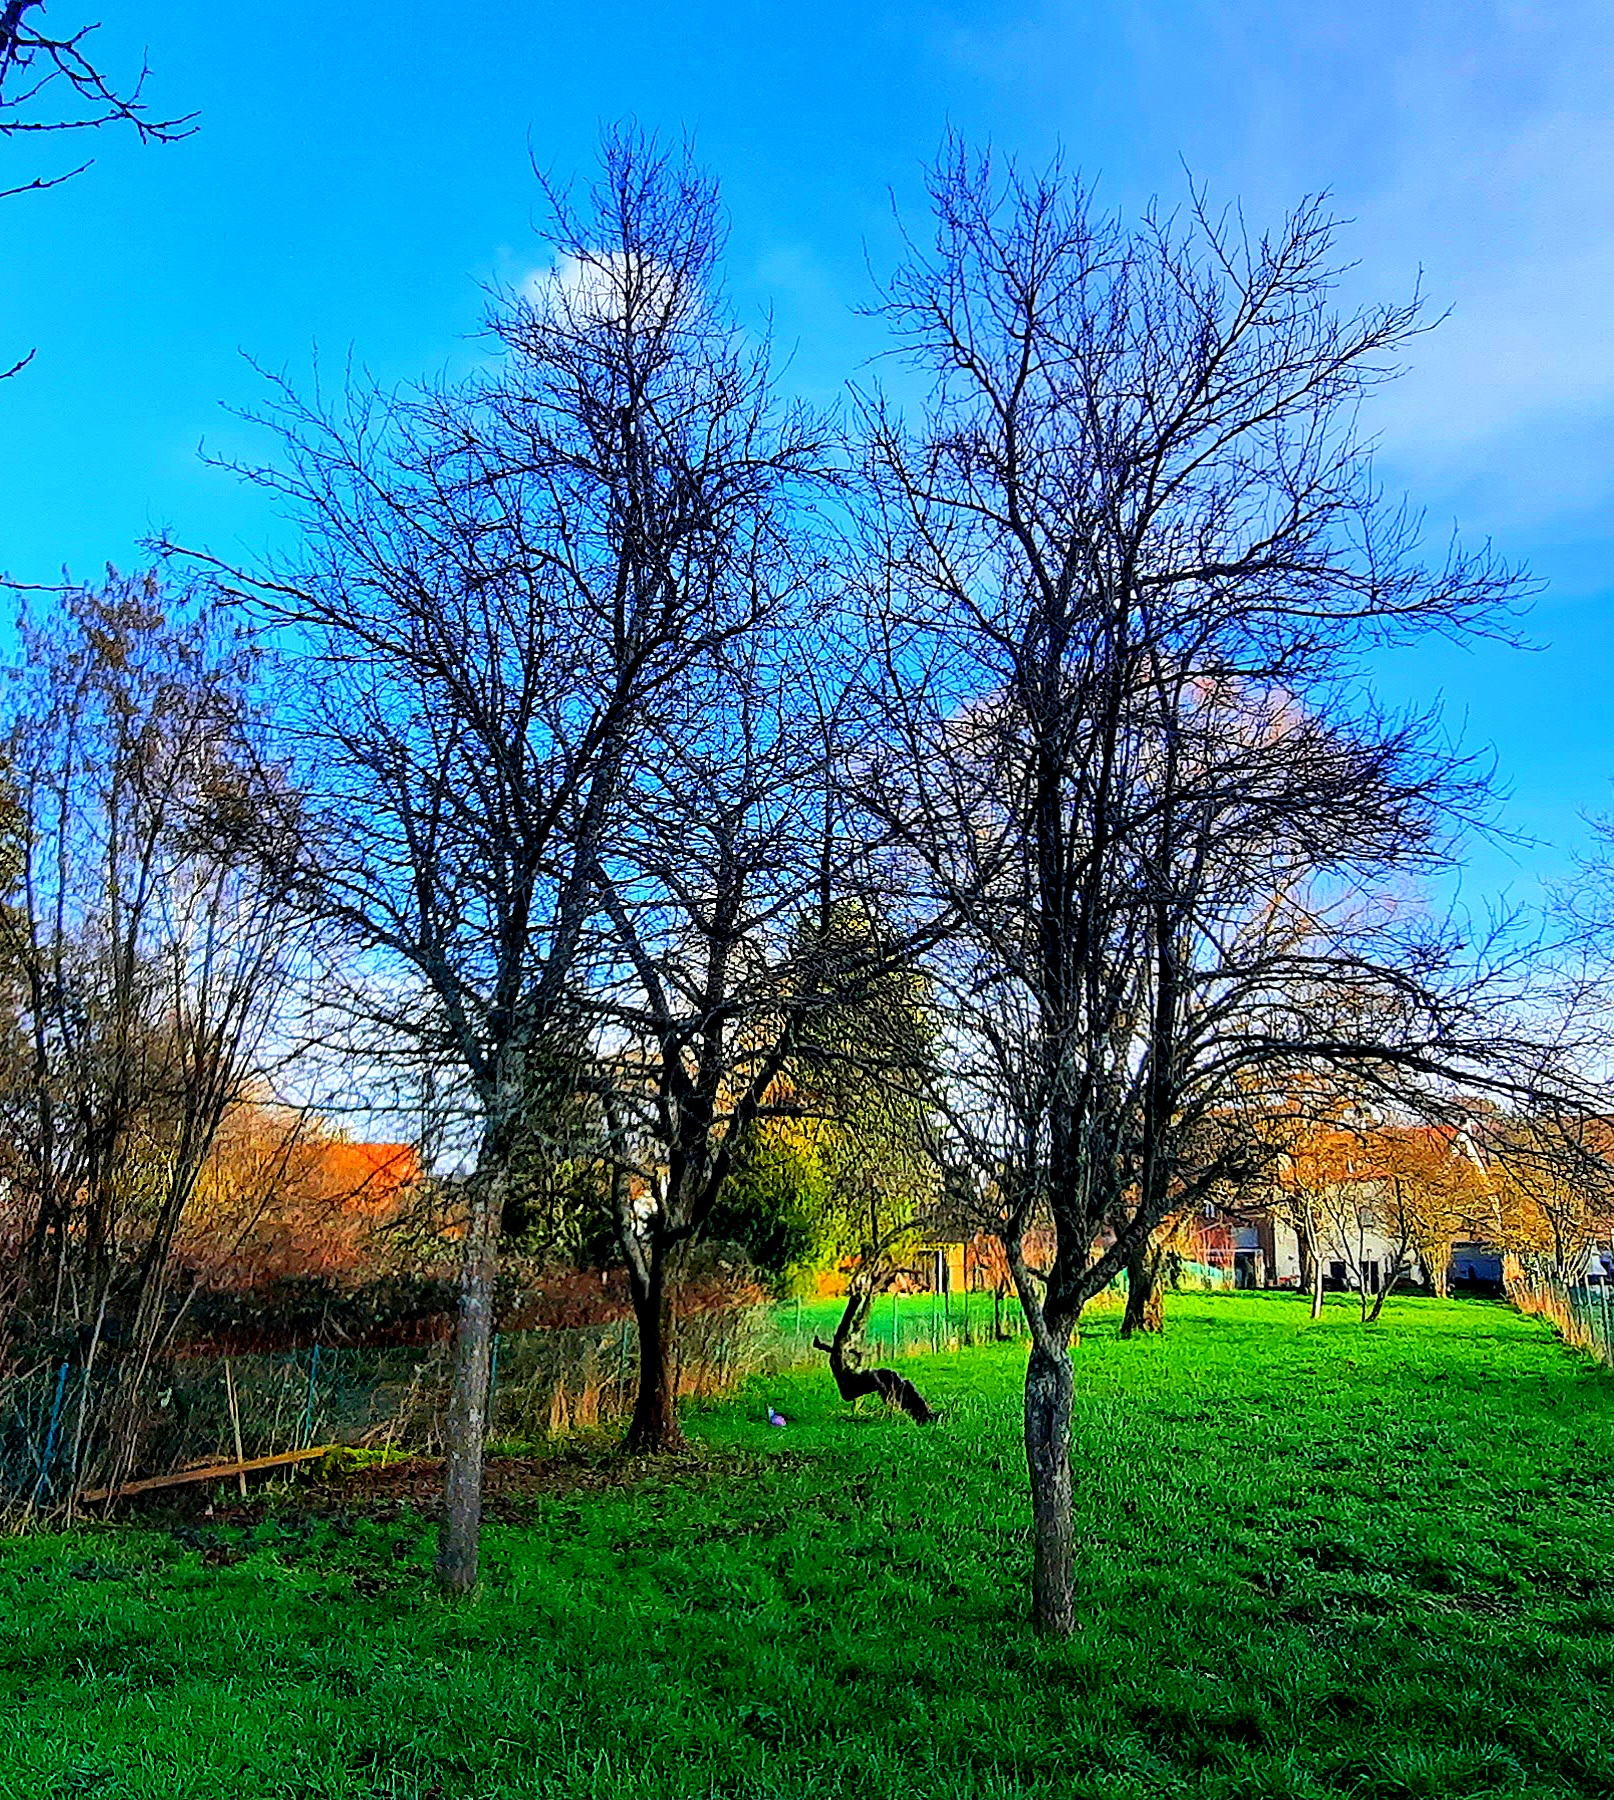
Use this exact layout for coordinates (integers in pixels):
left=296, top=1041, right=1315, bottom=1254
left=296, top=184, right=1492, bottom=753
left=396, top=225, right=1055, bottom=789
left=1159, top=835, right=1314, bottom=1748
left=0, top=1305, right=777, bottom=1517
left=1510, top=1272, right=1614, bottom=1371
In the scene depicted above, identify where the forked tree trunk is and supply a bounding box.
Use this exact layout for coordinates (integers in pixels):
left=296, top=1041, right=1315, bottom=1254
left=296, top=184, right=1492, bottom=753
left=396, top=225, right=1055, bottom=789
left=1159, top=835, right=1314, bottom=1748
left=436, top=1166, right=501, bottom=1595
left=625, top=1242, right=686, bottom=1454
left=1367, top=1255, right=1409, bottom=1323
left=1024, top=1341, right=1076, bottom=1636
left=1120, top=1239, right=1164, bottom=1337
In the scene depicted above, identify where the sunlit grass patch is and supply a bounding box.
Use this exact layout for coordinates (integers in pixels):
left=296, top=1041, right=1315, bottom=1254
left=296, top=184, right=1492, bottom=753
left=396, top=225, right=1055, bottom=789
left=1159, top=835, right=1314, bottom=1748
left=1, top=1293, right=1610, bottom=1798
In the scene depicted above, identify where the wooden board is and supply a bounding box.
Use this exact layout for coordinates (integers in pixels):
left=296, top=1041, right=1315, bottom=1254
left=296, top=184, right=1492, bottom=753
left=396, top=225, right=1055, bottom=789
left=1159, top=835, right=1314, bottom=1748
left=79, top=1445, right=338, bottom=1505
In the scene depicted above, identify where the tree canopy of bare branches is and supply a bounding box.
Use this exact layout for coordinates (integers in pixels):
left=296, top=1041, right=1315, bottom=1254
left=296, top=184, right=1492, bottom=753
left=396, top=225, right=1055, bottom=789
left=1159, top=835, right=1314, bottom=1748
left=201, top=127, right=829, bottom=1582
left=858, top=140, right=1541, bottom=1633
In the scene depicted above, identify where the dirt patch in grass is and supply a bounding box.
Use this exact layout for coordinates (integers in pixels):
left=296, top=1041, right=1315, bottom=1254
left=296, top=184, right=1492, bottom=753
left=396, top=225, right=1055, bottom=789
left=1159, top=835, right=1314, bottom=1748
left=115, top=1444, right=811, bottom=1527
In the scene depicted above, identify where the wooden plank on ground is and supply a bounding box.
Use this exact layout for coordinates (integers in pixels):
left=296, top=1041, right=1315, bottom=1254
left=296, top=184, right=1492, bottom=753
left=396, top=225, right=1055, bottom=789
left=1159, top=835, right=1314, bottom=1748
left=79, top=1445, right=338, bottom=1505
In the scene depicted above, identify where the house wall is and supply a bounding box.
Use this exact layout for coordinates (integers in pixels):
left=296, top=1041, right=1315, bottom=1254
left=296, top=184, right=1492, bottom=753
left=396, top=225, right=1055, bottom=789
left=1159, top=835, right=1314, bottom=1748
left=1262, top=1215, right=1427, bottom=1291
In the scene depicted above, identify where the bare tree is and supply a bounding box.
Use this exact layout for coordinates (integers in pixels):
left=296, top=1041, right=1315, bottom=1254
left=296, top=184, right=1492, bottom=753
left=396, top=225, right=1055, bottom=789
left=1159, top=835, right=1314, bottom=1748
left=859, top=141, right=1535, bottom=1634
left=0, top=573, right=299, bottom=1500
left=198, top=128, right=825, bottom=1583
left=588, top=629, right=872, bottom=1451
left=0, top=2, right=191, bottom=375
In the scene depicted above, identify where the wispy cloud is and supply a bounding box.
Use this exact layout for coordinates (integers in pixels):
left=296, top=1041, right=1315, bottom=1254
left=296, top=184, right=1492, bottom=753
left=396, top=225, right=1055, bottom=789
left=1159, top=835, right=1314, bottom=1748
left=932, top=0, right=1614, bottom=528
left=1338, top=6, right=1614, bottom=522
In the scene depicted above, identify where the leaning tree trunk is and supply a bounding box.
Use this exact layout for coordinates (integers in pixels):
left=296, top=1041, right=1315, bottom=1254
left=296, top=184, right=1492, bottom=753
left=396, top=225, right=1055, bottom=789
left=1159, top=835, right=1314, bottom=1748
left=436, top=1163, right=501, bottom=1595
left=625, top=1237, right=686, bottom=1454
left=1367, top=1256, right=1409, bottom=1323
left=1024, top=1339, right=1076, bottom=1636
left=1120, top=1239, right=1164, bottom=1337
left=814, top=1280, right=932, bottom=1423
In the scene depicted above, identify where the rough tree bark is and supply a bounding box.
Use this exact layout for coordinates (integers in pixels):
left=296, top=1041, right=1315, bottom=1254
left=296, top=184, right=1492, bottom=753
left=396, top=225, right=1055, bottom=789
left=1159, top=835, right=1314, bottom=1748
left=624, top=1236, right=685, bottom=1454
left=435, top=1163, right=502, bottom=1594
left=997, top=1229, right=1085, bottom=1635
left=1120, top=1238, right=1165, bottom=1337
left=1023, top=1340, right=1076, bottom=1636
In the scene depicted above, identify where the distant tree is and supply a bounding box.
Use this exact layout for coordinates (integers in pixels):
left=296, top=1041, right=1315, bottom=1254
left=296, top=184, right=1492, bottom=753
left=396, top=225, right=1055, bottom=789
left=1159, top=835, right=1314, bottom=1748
left=791, top=909, right=944, bottom=1420
left=1304, top=1126, right=1406, bottom=1323
left=702, top=1119, right=833, bottom=1297
left=1271, top=1102, right=1364, bottom=1319
left=179, top=1100, right=421, bottom=1293
left=1488, top=1114, right=1614, bottom=1285
left=0, top=574, right=299, bottom=1492
left=1365, top=1123, right=1492, bottom=1310
left=704, top=913, right=944, bottom=1326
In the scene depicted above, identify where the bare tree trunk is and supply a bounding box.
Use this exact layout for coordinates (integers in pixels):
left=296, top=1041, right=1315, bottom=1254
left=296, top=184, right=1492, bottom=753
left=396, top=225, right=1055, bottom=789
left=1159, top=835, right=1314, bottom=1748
left=1296, top=1216, right=1315, bottom=1297
left=1024, top=1341, right=1076, bottom=1636
left=1120, top=1238, right=1164, bottom=1337
left=625, top=1240, right=685, bottom=1455
left=1367, top=1254, right=1410, bottom=1323
left=1303, top=1204, right=1325, bottom=1319
left=436, top=1167, right=500, bottom=1594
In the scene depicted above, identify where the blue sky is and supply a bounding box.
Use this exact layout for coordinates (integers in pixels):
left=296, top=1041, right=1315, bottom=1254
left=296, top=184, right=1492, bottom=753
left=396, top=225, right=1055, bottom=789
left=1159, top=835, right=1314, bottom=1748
left=1, top=0, right=1610, bottom=915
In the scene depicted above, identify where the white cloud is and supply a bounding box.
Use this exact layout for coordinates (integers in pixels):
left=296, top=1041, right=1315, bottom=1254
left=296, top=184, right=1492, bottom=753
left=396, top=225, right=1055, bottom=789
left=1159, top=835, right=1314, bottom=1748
left=517, top=249, right=697, bottom=331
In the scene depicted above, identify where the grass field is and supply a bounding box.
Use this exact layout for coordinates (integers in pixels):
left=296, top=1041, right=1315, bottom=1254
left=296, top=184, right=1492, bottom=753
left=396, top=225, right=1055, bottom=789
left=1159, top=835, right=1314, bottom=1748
left=2, top=1294, right=1612, bottom=1799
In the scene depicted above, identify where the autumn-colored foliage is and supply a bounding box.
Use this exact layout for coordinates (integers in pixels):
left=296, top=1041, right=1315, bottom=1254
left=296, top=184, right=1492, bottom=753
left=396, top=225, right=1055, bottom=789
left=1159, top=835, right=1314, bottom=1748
left=177, top=1102, right=420, bottom=1291
left=1486, top=1115, right=1614, bottom=1282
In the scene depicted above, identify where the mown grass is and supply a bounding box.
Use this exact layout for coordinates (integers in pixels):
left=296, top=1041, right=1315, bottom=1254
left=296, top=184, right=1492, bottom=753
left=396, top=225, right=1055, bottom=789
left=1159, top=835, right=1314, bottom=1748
left=2, top=1294, right=1611, bottom=1799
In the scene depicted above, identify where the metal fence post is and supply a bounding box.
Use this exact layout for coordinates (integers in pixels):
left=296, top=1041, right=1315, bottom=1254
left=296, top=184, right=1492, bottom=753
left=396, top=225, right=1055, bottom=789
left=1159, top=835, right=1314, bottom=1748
left=302, top=1343, right=322, bottom=1449
left=29, top=1361, right=70, bottom=1507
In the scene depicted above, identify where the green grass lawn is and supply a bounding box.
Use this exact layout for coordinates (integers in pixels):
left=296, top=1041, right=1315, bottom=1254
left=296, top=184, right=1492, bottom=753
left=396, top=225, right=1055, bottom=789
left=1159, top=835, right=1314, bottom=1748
left=3, top=1294, right=1612, bottom=1799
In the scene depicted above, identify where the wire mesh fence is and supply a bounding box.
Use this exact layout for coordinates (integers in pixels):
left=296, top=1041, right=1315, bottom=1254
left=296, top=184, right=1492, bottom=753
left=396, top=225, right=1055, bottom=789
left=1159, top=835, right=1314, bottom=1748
left=3, top=1278, right=1126, bottom=1517
left=771, top=1286, right=1037, bottom=1364
left=0, top=1303, right=782, bottom=1518
left=1510, top=1271, right=1614, bottom=1371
